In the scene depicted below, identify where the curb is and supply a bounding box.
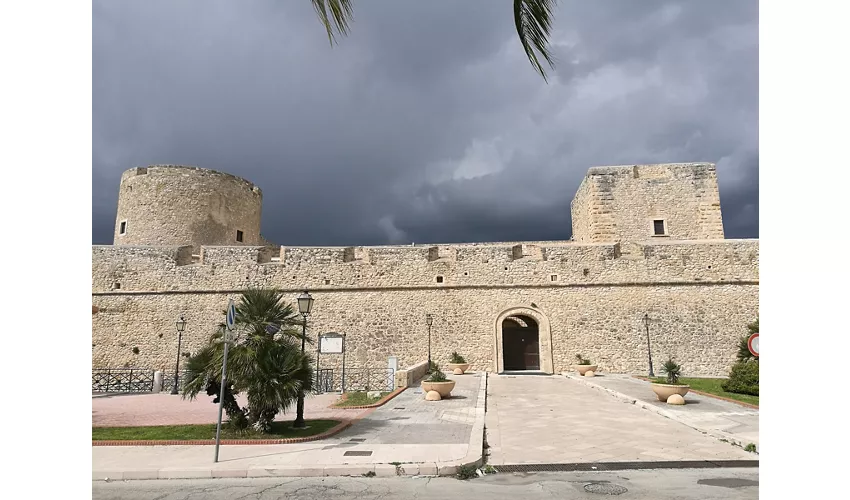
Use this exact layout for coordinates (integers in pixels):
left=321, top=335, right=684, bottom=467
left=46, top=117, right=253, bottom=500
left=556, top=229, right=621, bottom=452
left=563, top=373, right=759, bottom=453
left=328, top=386, right=406, bottom=409
left=632, top=376, right=759, bottom=409
left=93, top=419, right=353, bottom=447
left=92, top=373, right=489, bottom=481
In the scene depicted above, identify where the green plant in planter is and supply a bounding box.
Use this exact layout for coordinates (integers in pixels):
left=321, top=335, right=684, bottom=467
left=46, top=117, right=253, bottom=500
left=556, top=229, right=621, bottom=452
left=575, top=354, right=591, bottom=366
left=427, top=360, right=438, bottom=373
left=661, top=358, right=683, bottom=385
left=450, top=352, right=466, bottom=364
left=426, top=368, right=448, bottom=383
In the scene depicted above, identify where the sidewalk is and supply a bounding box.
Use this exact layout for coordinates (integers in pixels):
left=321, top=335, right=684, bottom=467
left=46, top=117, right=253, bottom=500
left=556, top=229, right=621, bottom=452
left=564, top=373, right=759, bottom=450
left=92, top=373, right=487, bottom=480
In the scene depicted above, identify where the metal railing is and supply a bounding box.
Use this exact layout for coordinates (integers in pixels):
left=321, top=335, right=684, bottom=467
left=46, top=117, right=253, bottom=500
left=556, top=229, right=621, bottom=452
left=313, top=367, right=395, bottom=393
left=92, top=368, right=155, bottom=393
left=160, top=370, right=189, bottom=394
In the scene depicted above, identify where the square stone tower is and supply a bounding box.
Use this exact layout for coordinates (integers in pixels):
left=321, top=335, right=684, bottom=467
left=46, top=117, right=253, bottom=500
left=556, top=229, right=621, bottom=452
left=570, top=163, right=725, bottom=243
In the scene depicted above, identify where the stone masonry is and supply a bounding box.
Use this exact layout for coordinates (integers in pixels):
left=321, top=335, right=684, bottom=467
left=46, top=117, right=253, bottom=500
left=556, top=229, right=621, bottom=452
left=92, top=163, right=759, bottom=377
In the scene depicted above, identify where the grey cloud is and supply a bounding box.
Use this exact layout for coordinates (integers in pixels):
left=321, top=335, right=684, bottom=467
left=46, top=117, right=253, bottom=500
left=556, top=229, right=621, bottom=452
left=93, top=0, right=758, bottom=246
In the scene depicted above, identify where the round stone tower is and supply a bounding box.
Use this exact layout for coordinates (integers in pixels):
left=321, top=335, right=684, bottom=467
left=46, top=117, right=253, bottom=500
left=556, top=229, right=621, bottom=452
left=113, top=165, right=263, bottom=250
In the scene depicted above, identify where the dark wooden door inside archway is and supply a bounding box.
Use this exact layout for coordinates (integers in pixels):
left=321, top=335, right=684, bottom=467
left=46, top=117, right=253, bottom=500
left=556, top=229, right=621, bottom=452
left=502, top=316, right=540, bottom=370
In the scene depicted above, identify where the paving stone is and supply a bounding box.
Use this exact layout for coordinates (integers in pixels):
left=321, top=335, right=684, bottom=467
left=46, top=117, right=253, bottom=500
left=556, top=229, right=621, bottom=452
left=486, top=374, right=753, bottom=465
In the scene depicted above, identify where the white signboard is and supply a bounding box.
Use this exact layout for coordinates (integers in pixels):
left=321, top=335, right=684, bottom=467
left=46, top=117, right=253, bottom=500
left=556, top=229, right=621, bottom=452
left=320, top=334, right=344, bottom=354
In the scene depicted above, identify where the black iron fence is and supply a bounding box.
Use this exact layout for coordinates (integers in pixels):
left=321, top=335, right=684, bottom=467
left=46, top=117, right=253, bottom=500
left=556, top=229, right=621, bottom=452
left=343, top=368, right=395, bottom=392
left=315, top=368, right=334, bottom=394
left=92, top=368, right=155, bottom=393
left=160, top=370, right=189, bottom=394
left=313, top=367, right=395, bottom=393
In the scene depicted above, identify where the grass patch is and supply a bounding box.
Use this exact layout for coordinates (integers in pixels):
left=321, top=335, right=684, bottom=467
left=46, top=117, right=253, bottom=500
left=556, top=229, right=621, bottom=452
left=655, top=377, right=759, bottom=406
left=334, top=391, right=390, bottom=407
left=92, top=419, right=341, bottom=441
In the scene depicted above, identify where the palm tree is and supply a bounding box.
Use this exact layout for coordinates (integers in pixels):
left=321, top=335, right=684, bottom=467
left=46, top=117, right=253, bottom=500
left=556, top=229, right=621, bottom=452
left=311, top=0, right=558, bottom=81
left=182, top=288, right=314, bottom=433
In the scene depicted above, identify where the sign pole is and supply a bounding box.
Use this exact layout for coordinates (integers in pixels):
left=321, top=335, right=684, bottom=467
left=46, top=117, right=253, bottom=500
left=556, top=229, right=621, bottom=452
left=316, top=339, right=321, bottom=393
left=214, top=299, right=237, bottom=463
left=341, top=334, right=346, bottom=393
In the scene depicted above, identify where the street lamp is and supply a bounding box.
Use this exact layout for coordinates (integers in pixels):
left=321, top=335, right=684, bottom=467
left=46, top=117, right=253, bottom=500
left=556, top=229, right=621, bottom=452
left=171, top=315, right=187, bottom=395
left=294, top=290, right=314, bottom=428
left=425, top=314, right=433, bottom=371
left=643, top=314, right=655, bottom=377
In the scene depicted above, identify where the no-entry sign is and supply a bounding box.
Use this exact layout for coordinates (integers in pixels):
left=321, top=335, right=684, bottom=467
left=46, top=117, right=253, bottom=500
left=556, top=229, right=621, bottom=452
left=747, top=333, right=759, bottom=357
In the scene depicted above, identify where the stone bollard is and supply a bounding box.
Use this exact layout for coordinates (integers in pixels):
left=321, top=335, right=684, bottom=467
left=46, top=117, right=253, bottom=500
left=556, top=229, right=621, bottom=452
left=153, top=371, right=163, bottom=393
left=667, top=394, right=685, bottom=405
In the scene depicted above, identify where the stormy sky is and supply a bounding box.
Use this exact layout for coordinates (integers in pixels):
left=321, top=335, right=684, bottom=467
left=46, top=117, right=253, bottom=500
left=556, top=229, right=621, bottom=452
left=92, top=0, right=758, bottom=246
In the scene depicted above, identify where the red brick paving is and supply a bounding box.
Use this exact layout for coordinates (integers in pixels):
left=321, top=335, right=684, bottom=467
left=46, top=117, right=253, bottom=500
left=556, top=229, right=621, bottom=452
left=92, top=392, right=366, bottom=427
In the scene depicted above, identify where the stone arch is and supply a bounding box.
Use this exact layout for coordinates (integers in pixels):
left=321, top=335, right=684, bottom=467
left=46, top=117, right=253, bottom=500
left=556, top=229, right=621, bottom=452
left=493, top=306, right=554, bottom=374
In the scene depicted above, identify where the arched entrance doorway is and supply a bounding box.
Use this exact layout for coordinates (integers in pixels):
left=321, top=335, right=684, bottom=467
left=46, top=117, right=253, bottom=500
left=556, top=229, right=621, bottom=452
left=502, top=315, right=540, bottom=370
left=493, top=307, right=554, bottom=374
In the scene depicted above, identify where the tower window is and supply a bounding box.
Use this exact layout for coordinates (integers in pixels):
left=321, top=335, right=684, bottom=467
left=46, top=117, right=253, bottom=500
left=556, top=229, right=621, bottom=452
left=119, top=220, right=127, bottom=235
left=436, top=276, right=444, bottom=283
left=236, top=230, right=244, bottom=242
left=652, top=219, right=667, bottom=236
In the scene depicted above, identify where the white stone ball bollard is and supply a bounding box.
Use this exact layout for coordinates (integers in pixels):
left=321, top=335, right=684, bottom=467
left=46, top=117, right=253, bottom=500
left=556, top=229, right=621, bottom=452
left=667, top=394, right=686, bottom=405
left=425, top=390, right=442, bottom=401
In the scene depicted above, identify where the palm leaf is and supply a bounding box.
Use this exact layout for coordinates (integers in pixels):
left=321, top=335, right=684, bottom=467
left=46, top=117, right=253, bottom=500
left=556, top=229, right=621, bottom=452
left=513, top=0, right=557, bottom=82
left=309, top=0, right=558, bottom=82
left=311, top=0, right=354, bottom=44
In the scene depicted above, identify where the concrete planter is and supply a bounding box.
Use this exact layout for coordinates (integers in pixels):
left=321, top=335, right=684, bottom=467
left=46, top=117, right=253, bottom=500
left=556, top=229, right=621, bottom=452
left=421, top=380, right=456, bottom=398
left=447, top=363, right=470, bottom=374
left=573, top=364, right=598, bottom=376
left=651, top=383, right=690, bottom=401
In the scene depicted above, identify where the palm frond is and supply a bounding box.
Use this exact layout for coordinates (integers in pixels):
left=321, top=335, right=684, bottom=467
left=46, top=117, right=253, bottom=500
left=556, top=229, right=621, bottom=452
left=311, top=0, right=354, bottom=45
left=513, top=0, right=557, bottom=82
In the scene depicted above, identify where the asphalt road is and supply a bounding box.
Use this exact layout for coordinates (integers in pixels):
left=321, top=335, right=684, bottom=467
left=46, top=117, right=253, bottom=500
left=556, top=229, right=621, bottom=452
left=92, top=467, right=758, bottom=500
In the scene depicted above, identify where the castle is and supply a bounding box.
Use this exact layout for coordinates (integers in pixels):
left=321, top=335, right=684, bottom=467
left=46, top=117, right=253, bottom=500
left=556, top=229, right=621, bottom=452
left=92, top=163, right=759, bottom=379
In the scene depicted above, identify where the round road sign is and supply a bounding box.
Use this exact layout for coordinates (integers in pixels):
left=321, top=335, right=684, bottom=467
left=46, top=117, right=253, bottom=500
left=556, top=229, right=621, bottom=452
left=226, top=299, right=237, bottom=331
left=747, top=333, right=759, bottom=357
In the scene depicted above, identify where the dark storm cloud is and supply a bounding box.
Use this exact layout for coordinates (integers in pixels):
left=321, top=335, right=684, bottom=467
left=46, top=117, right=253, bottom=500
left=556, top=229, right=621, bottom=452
left=93, top=0, right=758, bottom=246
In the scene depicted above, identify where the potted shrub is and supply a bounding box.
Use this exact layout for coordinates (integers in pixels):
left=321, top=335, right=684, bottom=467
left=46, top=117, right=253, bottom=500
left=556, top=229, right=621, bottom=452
left=447, top=352, right=470, bottom=374
left=421, top=368, right=455, bottom=398
left=572, top=354, right=598, bottom=376
left=650, top=358, right=690, bottom=401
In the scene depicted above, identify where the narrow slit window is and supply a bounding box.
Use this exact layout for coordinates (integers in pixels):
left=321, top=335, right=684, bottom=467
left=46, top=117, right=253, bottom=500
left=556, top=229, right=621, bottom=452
left=119, top=221, right=127, bottom=235
left=236, top=230, right=244, bottom=242
left=653, top=219, right=666, bottom=236
left=436, top=276, right=444, bottom=283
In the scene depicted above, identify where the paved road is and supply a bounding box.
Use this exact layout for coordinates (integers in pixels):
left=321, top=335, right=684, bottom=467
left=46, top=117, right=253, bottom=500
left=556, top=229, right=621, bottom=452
left=486, top=374, right=754, bottom=464
left=92, top=468, right=759, bottom=499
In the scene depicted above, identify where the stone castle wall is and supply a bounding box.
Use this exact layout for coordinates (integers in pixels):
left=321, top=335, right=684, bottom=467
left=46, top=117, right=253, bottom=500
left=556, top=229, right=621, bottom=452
left=91, top=239, right=759, bottom=377
left=571, top=163, right=725, bottom=243
left=92, top=162, right=758, bottom=378
left=113, top=165, right=263, bottom=251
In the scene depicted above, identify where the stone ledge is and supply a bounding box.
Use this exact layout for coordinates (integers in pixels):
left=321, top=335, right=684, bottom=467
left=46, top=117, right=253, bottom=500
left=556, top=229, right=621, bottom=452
left=328, top=386, right=407, bottom=409
left=632, top=375, right=759, bottom=409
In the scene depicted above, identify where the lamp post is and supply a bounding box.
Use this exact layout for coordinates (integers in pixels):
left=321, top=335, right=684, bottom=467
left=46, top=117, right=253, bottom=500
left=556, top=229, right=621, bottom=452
left=293, top=290, right=314, bottom=428
left=171, top=315, right=187, bottom=395
left=643, top=313, right=654, bottom=377
left=425, top=314, right=433, bottom=371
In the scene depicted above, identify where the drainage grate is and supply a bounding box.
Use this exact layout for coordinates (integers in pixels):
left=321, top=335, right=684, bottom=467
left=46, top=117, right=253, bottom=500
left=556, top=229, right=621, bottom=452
left=343, top=451, right=373, bottom=457
left=584, top=482, right=628, bottom=495
left=388, top=416, right=410, bottom=420
left=348, top=438, right=366, bottom=442
left=494, top=460, right=759, bottom=473
left=393, top=407, right=406, bottom=410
